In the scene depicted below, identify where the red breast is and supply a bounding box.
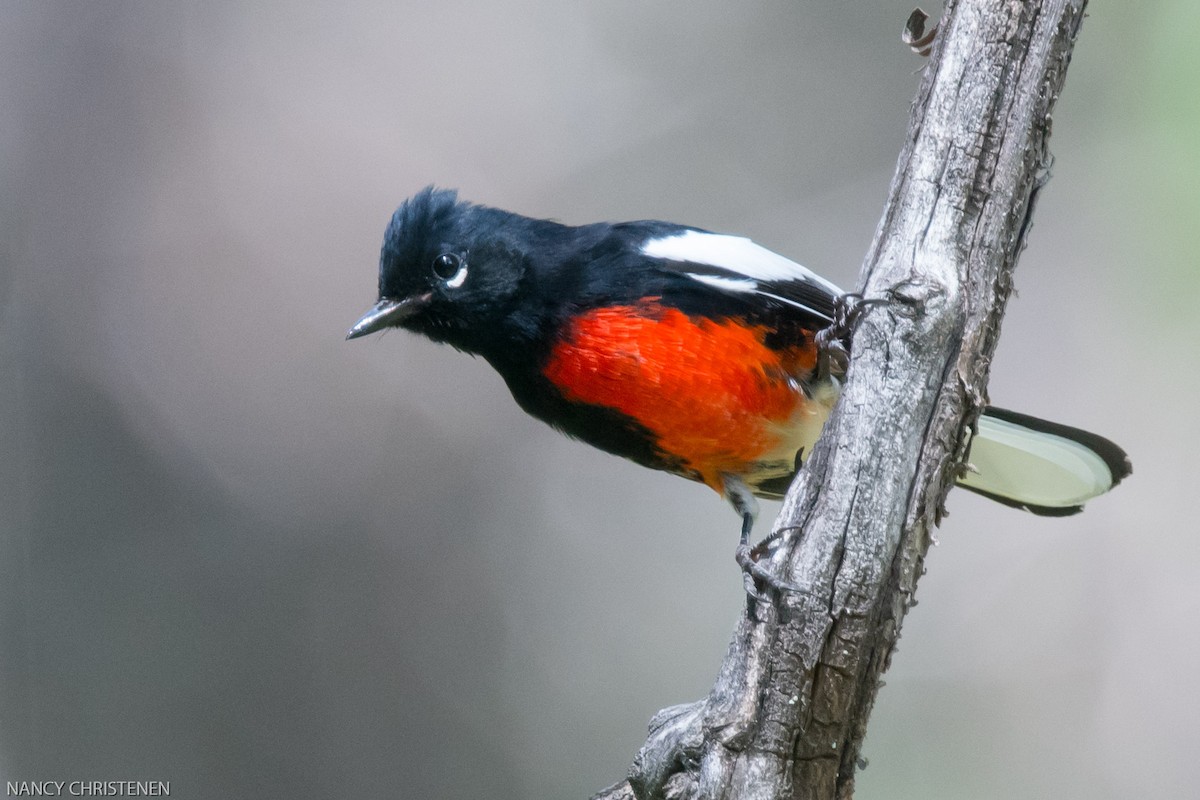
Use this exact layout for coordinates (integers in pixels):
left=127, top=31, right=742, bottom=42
left=543, top=301, right=821, bottom=492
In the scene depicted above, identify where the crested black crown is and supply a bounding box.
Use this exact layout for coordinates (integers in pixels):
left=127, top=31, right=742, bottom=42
left=379, top=186, right=472, bottom=297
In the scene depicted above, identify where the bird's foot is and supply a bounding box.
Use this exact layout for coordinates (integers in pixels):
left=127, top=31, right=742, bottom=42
left=736, top=527, right=809, bottom=612
left=815, top=293, right=887, bottom=383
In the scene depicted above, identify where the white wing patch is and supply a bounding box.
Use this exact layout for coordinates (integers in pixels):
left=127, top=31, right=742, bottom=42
left=642, top=230, right=842, bottom=294
left=685, top=274, right=758, bottom=293
left=752, top=290, right=834, bottom=320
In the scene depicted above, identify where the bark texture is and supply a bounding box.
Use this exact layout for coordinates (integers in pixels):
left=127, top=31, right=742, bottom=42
left=593, top=1, right=1088, bottom=798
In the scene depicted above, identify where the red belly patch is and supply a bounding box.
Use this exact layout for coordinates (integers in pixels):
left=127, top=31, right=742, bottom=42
left=543, top=301, right=817, bottom=490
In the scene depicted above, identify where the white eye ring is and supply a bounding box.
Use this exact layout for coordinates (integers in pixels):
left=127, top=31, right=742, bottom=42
left=432, top=252, right=469, bottom=289
left=445, top=263, right=468, bottom=288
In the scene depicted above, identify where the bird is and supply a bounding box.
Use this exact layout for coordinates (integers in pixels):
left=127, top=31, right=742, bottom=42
left=347, top=186, right=1131, bottom=555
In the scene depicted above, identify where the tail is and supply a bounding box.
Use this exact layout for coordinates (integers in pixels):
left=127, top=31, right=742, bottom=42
left=957, top=407, right=1132, bottom=516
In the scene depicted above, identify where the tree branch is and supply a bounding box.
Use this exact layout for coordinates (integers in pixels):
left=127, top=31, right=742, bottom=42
left=593, top=1, right=1089, bottom=798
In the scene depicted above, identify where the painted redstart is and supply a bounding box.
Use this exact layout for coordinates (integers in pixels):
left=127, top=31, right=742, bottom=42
left=348, top=187, right=1130, bottom=552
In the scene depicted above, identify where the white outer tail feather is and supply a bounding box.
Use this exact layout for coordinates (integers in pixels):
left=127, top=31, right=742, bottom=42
left=959, top=413, right=1126, bottom=512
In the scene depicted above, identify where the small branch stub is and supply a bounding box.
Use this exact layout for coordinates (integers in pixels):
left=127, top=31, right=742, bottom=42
left=903, top=8, right=939, bottom=56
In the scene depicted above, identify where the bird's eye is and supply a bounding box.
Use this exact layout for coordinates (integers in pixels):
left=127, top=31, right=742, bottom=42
left=432, top=253, right=461, bottom=280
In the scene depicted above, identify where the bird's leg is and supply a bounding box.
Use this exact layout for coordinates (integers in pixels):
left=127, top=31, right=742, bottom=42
left=723, top=476, right=759, bottom=550
left=723, top=475, right=767, bottom=605
left=725, top=475, right=818, bottom=609
left=724, top=475, right=807, bottom=608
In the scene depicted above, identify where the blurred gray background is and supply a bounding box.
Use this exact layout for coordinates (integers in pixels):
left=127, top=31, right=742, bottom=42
left=2, top=1, right=1197, bottom=798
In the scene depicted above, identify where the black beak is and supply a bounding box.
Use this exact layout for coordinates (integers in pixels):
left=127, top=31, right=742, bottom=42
left=345, top=294, right=432, bottom=340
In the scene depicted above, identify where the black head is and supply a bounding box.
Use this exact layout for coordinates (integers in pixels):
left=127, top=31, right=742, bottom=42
left=346, top=187, right=532, bottom=352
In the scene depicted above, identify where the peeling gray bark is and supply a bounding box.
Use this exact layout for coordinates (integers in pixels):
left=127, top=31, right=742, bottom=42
left=591, top=1, right=1088, bottom=798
